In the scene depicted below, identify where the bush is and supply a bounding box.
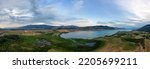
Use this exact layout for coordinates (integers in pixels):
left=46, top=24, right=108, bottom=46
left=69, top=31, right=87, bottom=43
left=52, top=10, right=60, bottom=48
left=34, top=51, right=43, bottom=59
left=122, top=42, right=137, bottom=50
left=121, top=37, right=144, bottom=43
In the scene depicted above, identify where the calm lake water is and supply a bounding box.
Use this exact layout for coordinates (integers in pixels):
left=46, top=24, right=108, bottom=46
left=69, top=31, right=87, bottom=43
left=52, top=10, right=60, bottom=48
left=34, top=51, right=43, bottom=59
left=60, top=30, right=130, bottom=39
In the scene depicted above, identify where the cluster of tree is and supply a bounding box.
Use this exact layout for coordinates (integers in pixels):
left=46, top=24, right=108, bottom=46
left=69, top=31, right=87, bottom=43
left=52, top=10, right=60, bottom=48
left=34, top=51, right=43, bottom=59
left=0, top=35, right=21, bottom=51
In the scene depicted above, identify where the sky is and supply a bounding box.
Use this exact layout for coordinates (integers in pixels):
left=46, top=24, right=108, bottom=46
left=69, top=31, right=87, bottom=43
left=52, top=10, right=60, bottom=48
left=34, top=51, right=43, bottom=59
left=0, top=0, right=150, bottom=28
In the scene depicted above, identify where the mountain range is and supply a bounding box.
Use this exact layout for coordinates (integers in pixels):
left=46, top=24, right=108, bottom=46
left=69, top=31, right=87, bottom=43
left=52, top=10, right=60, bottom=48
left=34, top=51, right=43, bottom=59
left=137, top=24, right=150, bottom=32
left=1, top=25, right=122, bottom=30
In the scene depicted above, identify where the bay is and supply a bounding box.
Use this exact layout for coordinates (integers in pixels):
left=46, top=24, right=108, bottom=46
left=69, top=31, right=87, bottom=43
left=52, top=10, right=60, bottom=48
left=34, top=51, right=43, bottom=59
left=60, top=29, right=130, bottom=39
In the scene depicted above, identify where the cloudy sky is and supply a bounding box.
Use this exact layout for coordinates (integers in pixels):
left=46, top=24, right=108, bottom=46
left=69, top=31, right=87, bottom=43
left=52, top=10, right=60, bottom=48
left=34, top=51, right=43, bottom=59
left=0, top=0, right=150, bottom=28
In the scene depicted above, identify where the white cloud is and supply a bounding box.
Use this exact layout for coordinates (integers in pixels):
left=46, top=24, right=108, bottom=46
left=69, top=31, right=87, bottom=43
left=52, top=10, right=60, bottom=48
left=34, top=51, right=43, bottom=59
left=73, top=0, right=84, bottom=11
left=51, top=19, right=99, bottom=27
left=0, top=22, right=25, bottom=28
left=0, top=0, right=66, bottom=28
left=116, top=0, right=150, bottom=23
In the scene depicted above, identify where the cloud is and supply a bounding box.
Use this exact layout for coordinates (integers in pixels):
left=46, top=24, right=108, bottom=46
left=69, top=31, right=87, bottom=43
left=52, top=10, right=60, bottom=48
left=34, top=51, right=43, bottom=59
left=0, top=0, right=32, bottom=20
left=0, top=0, right=91, bottom=28
left=0, top=22, right=25, bottom=28
left=116, top=0, right=150, bottom=24
left=1, top=0, right=140, bottom=28
left=0, top=0, right=69, bottom=28
left=0, top=0, right=31, bottom=9
left=73, top=0, right=84, bottom=11
left=51, top=19, right=99, bottom=27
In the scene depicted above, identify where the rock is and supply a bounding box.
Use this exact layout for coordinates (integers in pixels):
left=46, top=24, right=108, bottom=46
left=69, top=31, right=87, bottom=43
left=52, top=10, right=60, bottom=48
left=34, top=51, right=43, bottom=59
left=85, top=43, right=95, bottom=47
left=35, top=39, right=51, bottom=47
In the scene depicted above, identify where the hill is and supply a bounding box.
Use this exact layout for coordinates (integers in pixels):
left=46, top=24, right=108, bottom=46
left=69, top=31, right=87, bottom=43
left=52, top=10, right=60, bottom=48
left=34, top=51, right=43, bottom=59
left=17, top=25, right=55, bottom=30
left=80, top=26, right=120, bottom=30
left=2, top=25, right=123, bottom=30
left=137, top=24, right=150, bottom=32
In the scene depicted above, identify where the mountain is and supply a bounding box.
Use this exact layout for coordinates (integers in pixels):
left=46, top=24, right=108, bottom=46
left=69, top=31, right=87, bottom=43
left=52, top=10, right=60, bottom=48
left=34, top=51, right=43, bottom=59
left=54, top=25, right=79, bottom=30
left=80, top=26, right=120, bottom=30
left=17, top=25, right=55, bottom=30
left=2, top=25, right=123, bottom=30
left=137, top=24, right=150, bottom=32
left=16, top=25, right=79, bottom=30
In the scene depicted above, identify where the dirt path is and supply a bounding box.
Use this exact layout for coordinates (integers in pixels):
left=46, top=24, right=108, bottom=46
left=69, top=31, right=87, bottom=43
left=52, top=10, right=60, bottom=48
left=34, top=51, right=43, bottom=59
left=138, top=43, right=145, bottom=52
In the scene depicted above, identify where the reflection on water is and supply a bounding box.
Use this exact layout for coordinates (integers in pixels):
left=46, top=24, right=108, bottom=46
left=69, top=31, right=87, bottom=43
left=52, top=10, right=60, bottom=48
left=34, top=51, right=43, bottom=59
left=61, top=30, right=130, bottom=39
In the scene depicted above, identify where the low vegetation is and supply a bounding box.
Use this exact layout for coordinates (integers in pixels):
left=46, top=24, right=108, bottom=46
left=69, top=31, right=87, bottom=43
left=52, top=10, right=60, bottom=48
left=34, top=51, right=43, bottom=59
left=95, top=31, right=150, bottom=52
left=0, top=30, right=149, bottom=52
left=0, top=30, right=104, bottom=52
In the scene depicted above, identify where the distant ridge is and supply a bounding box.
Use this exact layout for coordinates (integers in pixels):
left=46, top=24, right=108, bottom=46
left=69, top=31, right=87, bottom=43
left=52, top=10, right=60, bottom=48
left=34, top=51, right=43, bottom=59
left=137, top=24, right=150, bottom=32
left=80, top=25, right=120, bottom=30
left=2, top=25, right=123, bottom=30
left=18, top=25, right=55, bottom=30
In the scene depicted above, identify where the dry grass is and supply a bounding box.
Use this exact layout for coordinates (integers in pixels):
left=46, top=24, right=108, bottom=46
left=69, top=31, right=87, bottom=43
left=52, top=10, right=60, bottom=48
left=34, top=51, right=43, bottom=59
left=95, top=37, right=123, bottom=52
left=95, top=37, right=139, bottom=52
left=145, top=39, right=150, bottom=52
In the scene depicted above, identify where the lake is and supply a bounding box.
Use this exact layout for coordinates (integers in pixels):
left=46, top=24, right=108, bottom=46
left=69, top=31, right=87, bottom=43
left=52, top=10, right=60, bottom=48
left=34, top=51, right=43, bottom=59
left=60, top=29, right=130, bottom=39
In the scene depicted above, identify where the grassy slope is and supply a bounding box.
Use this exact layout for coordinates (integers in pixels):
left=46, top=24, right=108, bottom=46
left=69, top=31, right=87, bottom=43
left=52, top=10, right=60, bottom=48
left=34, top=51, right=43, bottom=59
left=95, top=37, right=137, bottom=52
